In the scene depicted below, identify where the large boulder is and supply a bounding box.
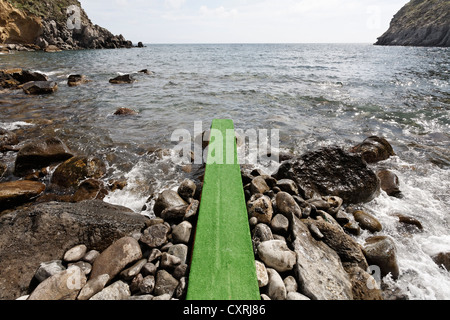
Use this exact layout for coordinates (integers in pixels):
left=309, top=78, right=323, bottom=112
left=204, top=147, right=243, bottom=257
left=14, top=137, right=73, bottom=176
left=0, top=200, right=147, bottom=300
left=290, top=215, right=353, bottom=300
left=273, top=147, right=380, bottom=204
left=0, top=180, right=46, bottom=211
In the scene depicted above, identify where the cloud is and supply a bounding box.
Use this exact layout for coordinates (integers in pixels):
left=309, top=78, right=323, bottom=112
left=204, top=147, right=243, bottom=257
left=199, top=6, right=239, bottom=19
left=165, top=0, right=186, bottom=10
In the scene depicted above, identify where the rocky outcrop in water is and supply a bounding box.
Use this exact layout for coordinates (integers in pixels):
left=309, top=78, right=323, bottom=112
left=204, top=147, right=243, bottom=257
left=375, top=0, right=450, bottom=47
left=0, top=0, right=134, bottom=50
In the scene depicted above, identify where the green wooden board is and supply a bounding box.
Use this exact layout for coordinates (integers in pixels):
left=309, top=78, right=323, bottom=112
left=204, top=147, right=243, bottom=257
left=186, top=119, right=260, bottom=300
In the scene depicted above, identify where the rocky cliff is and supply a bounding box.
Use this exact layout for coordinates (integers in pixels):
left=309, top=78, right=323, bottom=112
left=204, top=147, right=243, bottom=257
left=0, top=0, right=133, bottom=50
left=375, top=0, right=450, bottom=47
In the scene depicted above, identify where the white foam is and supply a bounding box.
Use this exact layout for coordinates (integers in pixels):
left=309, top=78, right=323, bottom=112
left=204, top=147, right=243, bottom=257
left=0, top=121, right=34, bottom=131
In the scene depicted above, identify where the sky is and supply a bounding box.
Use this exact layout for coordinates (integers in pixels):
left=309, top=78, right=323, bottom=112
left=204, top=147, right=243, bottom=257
left=79, top=0, right=410, bottom=44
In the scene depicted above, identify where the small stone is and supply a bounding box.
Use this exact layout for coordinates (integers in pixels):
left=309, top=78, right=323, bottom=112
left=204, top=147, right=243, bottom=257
left=250, top=176, right=270, bottom=195
left=172, top=221, right=192, bottom=244
left=397, top=214, right=423, bottom=231
left=178, top=179, right=196, bottom=203
left=77, top=274, right=110, bottom=300
left=34, top=260, right=66, bottom=282
left=90, top=280, right=131, bottom=300
left=168, top=244, right=189, bottom=264
left=83, top=250, right=100, bottom=264
left=283, top=276, right=298, bottom=293
left=352, top=210, right=383, bottom=233
left=255, top=260, right=269, bottom=288
left=120, top=259, right=148, bottom=280
left=152, top=293, right=172, bottom=300
left=148, top=248, right=162, bottom=262
left=252, top=223, right=274, bottom=254
left=266, top=268, right=286, bottom=300
left=113, top=107, right=138, bottom=116
left=68, top=261, right=92, bottom=275
left=270, top=214, right=289, bottom=235
left=261, top=294, right=271, bottom=300
left=67, top=74, right=90, bottom=87
left=64, top=244, right=87, bottom=262
left=247, top=194, right=273, bottom=224
left=173, top=264, right=189, bottom=280
left=154, top=190, right=188, bottom=217
left=160, top=252, right=182, bottom=270
left=154, top=270, right=179, bottom=297
left=257, top=240, right=296, bottom=272
left=307, top=198, right=330, bottom=211
left=139, top=275, right=155, bottom=294
left=175, top=277, right=187, bottom=299
left=275, top=191, right=303, bottom=219
left=276, top=179, right=298, bottom=195
left=286, top=292, right=311, bottom=300
left=28, top=265, right=86, bottom=300
left=141, top=263, right=158, bottom=276
left=141, top=224, right=170, bottom=248
left=184, top=199, right=200, bottom=221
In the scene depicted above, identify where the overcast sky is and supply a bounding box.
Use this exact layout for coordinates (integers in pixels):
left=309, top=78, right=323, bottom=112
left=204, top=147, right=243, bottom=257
left=79, top=0, right=409, bottom=44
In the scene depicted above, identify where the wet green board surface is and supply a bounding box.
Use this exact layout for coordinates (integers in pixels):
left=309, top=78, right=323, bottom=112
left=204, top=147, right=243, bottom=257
left=186, top=119, right=260, bottom=300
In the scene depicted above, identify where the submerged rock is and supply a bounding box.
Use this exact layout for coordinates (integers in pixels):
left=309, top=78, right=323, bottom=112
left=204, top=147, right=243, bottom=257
left=274, top=146, right=380, bottom=204
left=14, top=137, right=73, bottom=176
left=113, top=107, right=138, bottom=116
left=432, top=252, right=450, bottom=271
left=67, top=75, right=90, bottom=87
left=350, top=136, right=395, bottom=164
left=22, top=81, right=58, bottom=94
left=363, top=236, right=400, bottom=280
left=109, top=74, right=135, bottom=84
left=352, top=210, right=383, bottom=233
left=0, top=180, right=45, bottom=210
left=377, top=170, right=402, bottom=198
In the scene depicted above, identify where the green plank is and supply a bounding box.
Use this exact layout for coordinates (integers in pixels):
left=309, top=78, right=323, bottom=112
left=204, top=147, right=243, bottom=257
left=186, top=119, right=260, bottom=300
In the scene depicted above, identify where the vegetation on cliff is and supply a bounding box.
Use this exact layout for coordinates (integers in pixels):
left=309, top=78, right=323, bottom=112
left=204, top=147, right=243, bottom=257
left=376, top=0, right=450, bottom=47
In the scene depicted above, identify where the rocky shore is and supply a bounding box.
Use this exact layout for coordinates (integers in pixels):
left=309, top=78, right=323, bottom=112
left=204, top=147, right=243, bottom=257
left=1, top=68, right=447, bottom=299
left=0, top=0, right=136, bottom=52
left=375, top=0, right=450, bottom=47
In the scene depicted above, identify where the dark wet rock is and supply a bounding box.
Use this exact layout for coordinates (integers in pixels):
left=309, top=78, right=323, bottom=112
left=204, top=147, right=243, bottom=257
left=153, top=189, right=188, bottom=217
left=273, top=146, right=380, bottom=204
left=22, top=81, right=58, bottom=94
left=432, top=252, right=450, bottom=271
left=343, top=220, right=361, bottom=236
left=396, top=214, right=423, bottom=231
left=276, top=179, right=298, bottom=195
left=113, top=107, right=138, bottom=116
left=290, top=215, right=353, bottom=300
left=0, top=200, right=147, bottom=300
left=350, top=136, right=395, bottom=164
left=67, top=74, right=90, bottom=87
left=14, top=137, right=73, bottom=176
left=51, top=156, right=106, bottom=191
left=270, top=214, right=289, bottom=235
left=0, top=69, right=48, bottom=89
left=352, top=210, right=383, bottom=233
left=247, top=194, right=273, bottom=224
left=171, top=221, right=192, bottom=244
left=363, top=236, right=400, bottom=280
left=377, top=170, right=402, bottom=198
left=275, top=191, right=303, bottom=219
left=0, top=180, right=46, bottom=211
left=177, top=179, right=196, bottom=203
left=109, top=74, right=135, bottom=84
left=72, top=179, right=108, bottom=202
left=0, top=128, right=19, bottom=152
left=160, top=205, right=189, bottom=222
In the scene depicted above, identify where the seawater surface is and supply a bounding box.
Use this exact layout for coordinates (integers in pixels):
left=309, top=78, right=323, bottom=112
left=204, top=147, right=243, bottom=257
left=1, top=43, right=449, bottom=299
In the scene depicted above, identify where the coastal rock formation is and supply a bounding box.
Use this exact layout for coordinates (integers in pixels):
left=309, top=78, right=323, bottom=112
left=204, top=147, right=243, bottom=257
left=0, top=0, right=133, bottom=50
left=375, top=0, right=450, bottom=47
